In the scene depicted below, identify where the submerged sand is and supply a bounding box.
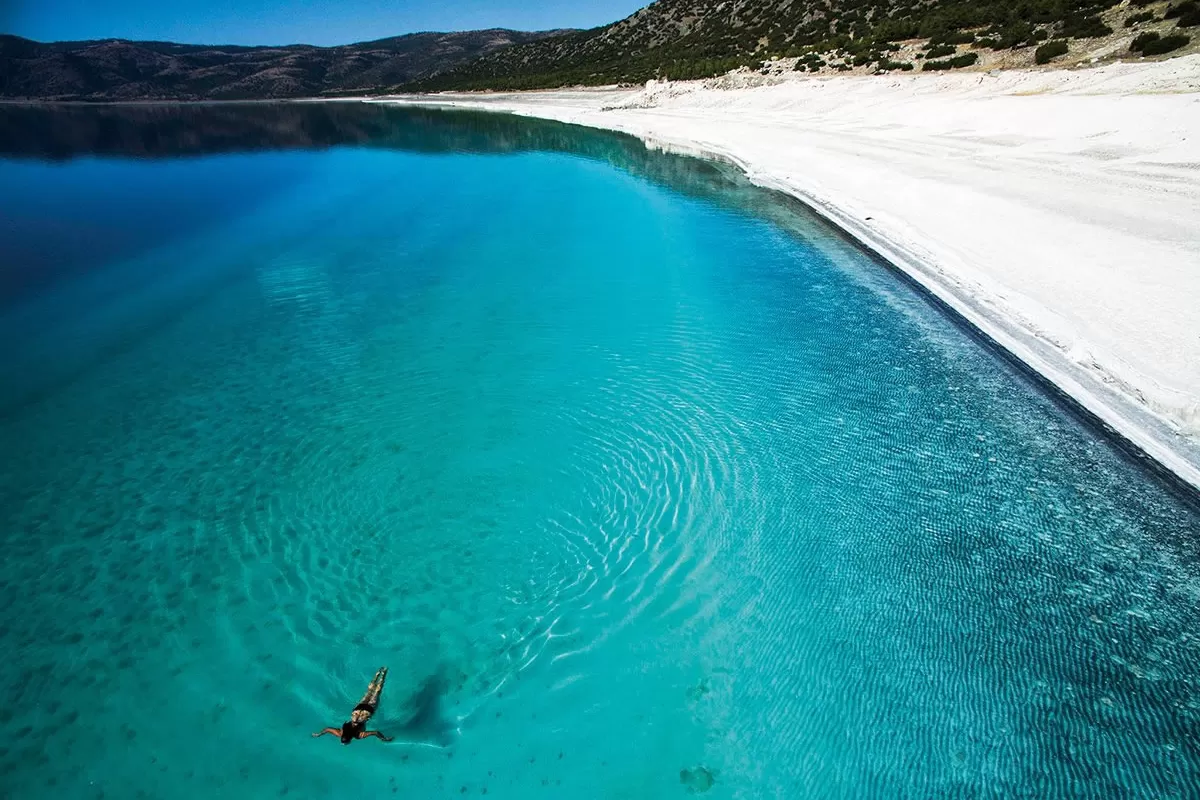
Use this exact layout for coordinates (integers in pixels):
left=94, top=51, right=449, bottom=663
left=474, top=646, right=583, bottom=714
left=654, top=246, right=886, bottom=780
left=377, top=56, right=1200, bottom=490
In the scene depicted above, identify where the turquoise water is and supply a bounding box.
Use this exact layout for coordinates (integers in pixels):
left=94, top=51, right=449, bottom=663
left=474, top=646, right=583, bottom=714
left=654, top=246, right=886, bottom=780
left=1, top=104, right=1199, bottom=799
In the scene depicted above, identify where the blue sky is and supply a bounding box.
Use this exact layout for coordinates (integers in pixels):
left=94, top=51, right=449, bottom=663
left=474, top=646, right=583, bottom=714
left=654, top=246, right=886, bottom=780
left=4, top=0, right=646, bottom=46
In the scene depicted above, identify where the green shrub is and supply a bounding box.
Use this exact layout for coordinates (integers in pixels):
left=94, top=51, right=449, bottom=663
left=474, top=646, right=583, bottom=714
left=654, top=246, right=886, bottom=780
left=932, top=31, right=976, bottom=45
left=1165, top=2, right=1198, bottom=19
left=985, top=22, right=1032, bottom=48
left=878, top=60, right=915, bottom=71
left=1130, top=31, right=1160, bottom=51
left=1035, top=40, right=1070, bottom=63
left=1143, top=33, right=1191, bottom=53
left=922, top=51, right=980, bottom=70
left=1062, top=14, right=1114, bottom=39
left=926, top=43, right=958, bottom=58
left=874, top=20, right=921, bottom=42
left=1178, top=10, right=1200, bottom=26
left=1131, top=30, right=1192, bottom=53
left=1125, top=11, right=1157, bottom=27
left=796, top=52, right=824, bottom=68
left=973, top=37, right=1001, bottom=48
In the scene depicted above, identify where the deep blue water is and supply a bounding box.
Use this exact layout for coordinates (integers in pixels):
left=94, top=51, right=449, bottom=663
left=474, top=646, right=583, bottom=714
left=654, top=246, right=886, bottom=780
left=1, top=103, right=1198, bottom=799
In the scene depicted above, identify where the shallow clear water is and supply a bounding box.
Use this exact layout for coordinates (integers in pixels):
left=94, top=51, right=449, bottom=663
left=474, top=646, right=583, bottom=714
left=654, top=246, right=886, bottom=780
left=1, top=104, right=1199, bottom=799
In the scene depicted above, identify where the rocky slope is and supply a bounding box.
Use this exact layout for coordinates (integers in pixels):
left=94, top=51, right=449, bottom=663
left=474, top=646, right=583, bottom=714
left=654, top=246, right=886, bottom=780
left=407, top=0, right=1197, bottom=90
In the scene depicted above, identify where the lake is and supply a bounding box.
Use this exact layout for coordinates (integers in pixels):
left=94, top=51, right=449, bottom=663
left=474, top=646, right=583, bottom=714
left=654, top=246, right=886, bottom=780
left=1, top=102, right=1197, bottom=798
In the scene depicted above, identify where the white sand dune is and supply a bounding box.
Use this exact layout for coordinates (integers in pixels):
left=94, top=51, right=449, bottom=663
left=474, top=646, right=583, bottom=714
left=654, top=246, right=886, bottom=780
left=377, top=56, right=1200, bottom=489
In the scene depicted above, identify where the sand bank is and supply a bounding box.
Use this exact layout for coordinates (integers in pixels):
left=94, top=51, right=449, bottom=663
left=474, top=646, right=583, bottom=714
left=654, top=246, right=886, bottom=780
left=377, top=57, right=1200, bottom=490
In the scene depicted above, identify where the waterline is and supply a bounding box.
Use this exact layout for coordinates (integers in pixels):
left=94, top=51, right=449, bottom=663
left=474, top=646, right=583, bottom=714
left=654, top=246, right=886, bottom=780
left=379, top=89, right=1200, bottom=495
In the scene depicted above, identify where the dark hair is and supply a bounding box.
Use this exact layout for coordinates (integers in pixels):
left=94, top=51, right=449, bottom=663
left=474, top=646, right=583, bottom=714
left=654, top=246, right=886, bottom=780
left=340, top=722, right=357, bottom=744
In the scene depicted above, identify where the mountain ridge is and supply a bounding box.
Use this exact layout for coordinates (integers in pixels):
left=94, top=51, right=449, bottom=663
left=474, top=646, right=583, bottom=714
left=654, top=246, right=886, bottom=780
left=0, top=29, right=573, bottom=101
left=4, top=0, right=1197, bottom=99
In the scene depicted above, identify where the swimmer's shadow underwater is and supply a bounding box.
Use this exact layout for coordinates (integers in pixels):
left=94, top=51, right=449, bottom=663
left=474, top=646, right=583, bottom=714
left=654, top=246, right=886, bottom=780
left=314, top=668, right=455, bottom=747
left=389, top=672, right=456, bottom=747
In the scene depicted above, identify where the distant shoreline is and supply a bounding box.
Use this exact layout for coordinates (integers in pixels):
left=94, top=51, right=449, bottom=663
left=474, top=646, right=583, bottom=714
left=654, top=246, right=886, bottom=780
left=0, top=97, right=364, bottom=106
left=3, top=45, right=1195, bottom=106
left=378, top=56, right=1200, bottom=495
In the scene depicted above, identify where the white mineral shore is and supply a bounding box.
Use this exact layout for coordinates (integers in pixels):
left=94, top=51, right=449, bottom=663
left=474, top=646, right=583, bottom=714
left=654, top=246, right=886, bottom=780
left=377, top=56, right=1200, bottom=490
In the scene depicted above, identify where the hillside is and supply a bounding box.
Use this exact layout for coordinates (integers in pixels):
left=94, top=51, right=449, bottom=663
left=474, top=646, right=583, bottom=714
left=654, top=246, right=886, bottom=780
left=0, top=29, right=571, bottom=101
left=407, top=0, right=1199, bottom=90
left=3, top=1, right=1196, bottom=100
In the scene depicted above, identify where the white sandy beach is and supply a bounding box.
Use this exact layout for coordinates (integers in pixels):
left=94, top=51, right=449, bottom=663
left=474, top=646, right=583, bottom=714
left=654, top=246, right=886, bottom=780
left=378, top=56, right=1200, bottom=489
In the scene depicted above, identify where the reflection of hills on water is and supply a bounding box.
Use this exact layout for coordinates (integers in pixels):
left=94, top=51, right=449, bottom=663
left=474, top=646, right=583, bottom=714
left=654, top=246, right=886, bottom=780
left=0, top=102, right=779, bottom=217
left=0, top=101, right=842, bottom=419
left=0, top=101, right=840, bottom=244
left=0, top=101, right=655, bottom=159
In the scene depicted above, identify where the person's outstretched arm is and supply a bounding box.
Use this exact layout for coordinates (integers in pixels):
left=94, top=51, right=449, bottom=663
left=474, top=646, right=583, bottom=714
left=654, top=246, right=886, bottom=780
left=312, top=727, right=341, bottom=738
left=360, top=730, right=393, bottom=742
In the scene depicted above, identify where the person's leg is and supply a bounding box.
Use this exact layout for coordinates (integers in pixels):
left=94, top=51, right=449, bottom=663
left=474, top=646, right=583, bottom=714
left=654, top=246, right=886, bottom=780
left=359, top=667, right=387, bottom=710
left=367, top=667, right=387, bottom=705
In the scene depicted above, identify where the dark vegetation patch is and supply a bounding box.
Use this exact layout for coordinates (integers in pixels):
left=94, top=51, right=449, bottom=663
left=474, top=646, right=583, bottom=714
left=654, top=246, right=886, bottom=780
left=1060, top=14, right=1114, bottom=38
left=1166, top=2, right=1198, bottom=19
left=1035, top=39, right=1070, bottom=63
left=933, top=30, right=978, bottom=45
left=1131, top=30, right=1192, bottom=53
left=921, top=51, right=980, bottom=69
left=1167, top=1, right=1200, bottom=25
left=1166, top=0, right=1200, bottom=25
left=1124, top=11, right=1158, bottom=27
left=794, top=52, right=828, bottom=71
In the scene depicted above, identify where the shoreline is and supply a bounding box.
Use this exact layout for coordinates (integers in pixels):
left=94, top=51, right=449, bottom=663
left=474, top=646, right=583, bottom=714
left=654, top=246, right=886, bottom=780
left=374, top=58, right=1200, bottom=493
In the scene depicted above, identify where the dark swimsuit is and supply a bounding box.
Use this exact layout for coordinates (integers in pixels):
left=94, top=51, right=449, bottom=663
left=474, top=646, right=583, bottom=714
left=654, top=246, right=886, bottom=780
left=353, top=702, right=376, bottom=715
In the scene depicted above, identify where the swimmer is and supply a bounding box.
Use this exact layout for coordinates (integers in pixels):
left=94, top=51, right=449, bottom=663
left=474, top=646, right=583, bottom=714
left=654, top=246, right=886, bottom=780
left=312, top=666, right=394, bottom=744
